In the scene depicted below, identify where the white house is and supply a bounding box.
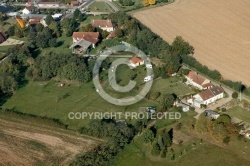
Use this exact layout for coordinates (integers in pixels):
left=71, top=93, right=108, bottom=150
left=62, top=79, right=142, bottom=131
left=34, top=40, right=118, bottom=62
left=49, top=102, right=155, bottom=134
left=91, top=19, right=114, bottom=32
left=204, top=110, right=220, bottom=119
left=129, top=56, right=144, bottom=68
left=22, top=6, right=33, bottom=15
left=188, top=86, right=224, bottom=108
left=185, top=71, right=212, bottom=90
left=176, top=102, right=190, bottom=112
left=37, top=2, right=61, bottom=8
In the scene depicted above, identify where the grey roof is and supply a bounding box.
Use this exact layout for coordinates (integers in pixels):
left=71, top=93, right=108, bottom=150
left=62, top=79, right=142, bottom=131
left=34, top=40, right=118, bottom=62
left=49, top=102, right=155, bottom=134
left=210, top=86, right=224, bottom=96
left=69, top=39, right=92, bottom=50
left=205, top=110, right=219, bottom=115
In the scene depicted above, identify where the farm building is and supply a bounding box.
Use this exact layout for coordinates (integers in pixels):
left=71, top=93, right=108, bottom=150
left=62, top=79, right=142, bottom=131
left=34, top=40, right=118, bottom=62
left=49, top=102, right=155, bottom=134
left=204, top=110, right=220, bottom=119
left=91, top=19, right=114, bottom=32
left=185, top=71, right=213, bottom=90
left=70, top=32, right=99, bottom=54
left=176, top=102, right=190, bottom=112
left=129, top=56, right=144, bottom=67
left=37, top=2, right=61, bottom=8
left=0, top=32, right=7, bottom=44
left=188, top=86, right=224, bottom=108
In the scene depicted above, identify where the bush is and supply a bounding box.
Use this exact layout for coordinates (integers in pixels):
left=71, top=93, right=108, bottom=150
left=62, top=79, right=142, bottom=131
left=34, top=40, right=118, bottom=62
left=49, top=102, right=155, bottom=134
left=232, top=92, right=239, bottom=99
left=223, top=136, right=230, bottom=144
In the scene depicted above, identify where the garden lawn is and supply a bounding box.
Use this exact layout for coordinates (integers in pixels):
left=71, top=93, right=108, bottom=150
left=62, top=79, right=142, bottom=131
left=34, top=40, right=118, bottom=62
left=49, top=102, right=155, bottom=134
left=226, top=106, right=250, bottom=123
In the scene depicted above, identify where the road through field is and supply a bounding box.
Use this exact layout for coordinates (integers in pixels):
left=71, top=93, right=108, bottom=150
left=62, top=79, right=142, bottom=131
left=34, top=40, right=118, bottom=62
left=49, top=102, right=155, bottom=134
left=133, top=0, right=250, bottom=86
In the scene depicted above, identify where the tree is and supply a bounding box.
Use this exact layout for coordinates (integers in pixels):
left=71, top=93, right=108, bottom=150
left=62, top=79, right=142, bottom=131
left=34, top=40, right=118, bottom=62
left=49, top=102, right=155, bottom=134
left=73, top=9, right=81, bottom=18
left=162, top=130, right=172, bottom=147
left=215, top=114, right=231, bottom=125
left=232, top=92, right=239, bottom=99
left=151, top=142, right=160, bottom=156
left=36, top=23, right=44, bottom=32
left=223, top=136, right=230, bottom=144
left=45, top=14, right=53, bottom=25
left=161, top=148, right=167, bottom=158
left=81, top=23, right=95, bottom=32
left=171, top=36, right=194, bottom=56
left=141, top=129, right=154, bottom=143
left=6, top=25, right=15, bottom=36
left=49, top=38, right=57, bottom=47
left=114, top=28, right=123, bottom=38
left=159, top=94, right=175, bottom=110
left=0, top=12, right=5, bottom=22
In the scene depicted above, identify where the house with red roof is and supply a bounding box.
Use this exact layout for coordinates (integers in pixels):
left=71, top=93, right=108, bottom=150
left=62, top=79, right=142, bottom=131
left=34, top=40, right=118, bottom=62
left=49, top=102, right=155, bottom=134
left=188, top=86, right=224, bottom=108
left=91, top=19, right=114, bottom=32
left=129, top=56, right=144, bottom=68
left=70, top=32, right=99, bottom=54
left=185, top=71, right=212, bottom=90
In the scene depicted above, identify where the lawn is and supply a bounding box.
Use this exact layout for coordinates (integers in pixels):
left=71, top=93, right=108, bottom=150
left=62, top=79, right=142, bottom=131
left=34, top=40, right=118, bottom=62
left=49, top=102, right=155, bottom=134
left=79, top=15, right=103, bottom=27
left=226, top=106, right=250, bottom=123
left=2, top=81, right=156, bottom=130
left=88, top=2, right=112, bottom=12
left=150, top=77, right=194, bottom=97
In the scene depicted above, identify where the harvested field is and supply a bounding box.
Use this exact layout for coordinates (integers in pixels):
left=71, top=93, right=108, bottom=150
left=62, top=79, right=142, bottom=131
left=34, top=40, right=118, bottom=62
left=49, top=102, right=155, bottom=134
left=0, top=117, right=99, bottom=165
left=133, top=0, right=250, bottom=86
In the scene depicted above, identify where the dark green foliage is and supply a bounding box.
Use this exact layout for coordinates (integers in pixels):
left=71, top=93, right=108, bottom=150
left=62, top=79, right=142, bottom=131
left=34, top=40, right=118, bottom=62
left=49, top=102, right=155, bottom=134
left=161, top=148, right=167, bottom=158
left=141, top=129, right=154, bottom=143
left=114, top=28, right=124, bottom=38
left=71, top=119, right=137, bottom=165
left=171, top=36, right=194, bottom=56
left=159, top=94, right=175, bottom=110
left=151, top=142, right=161, bottom=156
left=119, top=0, right=134, bottom=6
left=36, top=23, right=44, bottom=32
left=81, top=23, right=95, bottom=32
left=215, top=114, right=231, bottom=125
left=232, top=92, right=239, bottom=99
left=45, top=14, right=54, bottom=25
left=223, top=136, right=230, bottom=144
left=6, top=25, right=15, bottom=36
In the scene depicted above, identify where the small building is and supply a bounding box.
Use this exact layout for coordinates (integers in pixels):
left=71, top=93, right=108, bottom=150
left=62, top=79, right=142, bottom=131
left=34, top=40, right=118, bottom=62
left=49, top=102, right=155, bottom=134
left=129, top=56, right=144, bottom=67
left=146, top=107, right=156, bottom=114
left=188, top=86, right=224, bottom=108
left=0, top=32, right=7, bottom=44
left=204, top=110, right=220, bottom=119
left=91, top=19, right=114, bottom=32
left=185, top=71, right=212, bottom=90
left=106, top=31, right=116, bottom=39
left=71, top=32, right=99, bottom=54
left=37, top=1, right=61, bottom=8
left=71, top=0, right=79, bottom=6
left=176, top=102, right=190, bottom=112
left=22, top=6, right=34, bottom=15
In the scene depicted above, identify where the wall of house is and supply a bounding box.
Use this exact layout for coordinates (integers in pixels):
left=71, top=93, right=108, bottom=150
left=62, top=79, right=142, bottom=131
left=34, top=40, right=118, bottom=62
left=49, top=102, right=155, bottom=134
left=100, top=27, right=114, bottom=32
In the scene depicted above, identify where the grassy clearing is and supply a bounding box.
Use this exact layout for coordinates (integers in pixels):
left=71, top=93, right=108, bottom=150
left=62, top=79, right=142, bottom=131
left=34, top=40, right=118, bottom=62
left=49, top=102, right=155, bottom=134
left=151, top=77, right=194, bottom=97
left=226, top=106, right=250, bottom=123
left=80, top=15, right=103, bottom=27
left=88, top=2, right=112, bottom=12
left=2, top=80, right=156, bottom=130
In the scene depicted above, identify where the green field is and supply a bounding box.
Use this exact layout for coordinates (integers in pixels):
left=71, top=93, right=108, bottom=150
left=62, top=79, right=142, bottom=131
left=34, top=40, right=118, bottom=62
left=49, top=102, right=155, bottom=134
left=88, top=2, right=112, bottom=12
left=226, top=106, right=250, bottom=123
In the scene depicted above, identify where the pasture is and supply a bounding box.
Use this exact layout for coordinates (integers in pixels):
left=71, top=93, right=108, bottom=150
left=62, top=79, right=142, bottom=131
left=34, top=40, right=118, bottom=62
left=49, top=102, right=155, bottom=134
left=133, top=0, right=250, bottom=86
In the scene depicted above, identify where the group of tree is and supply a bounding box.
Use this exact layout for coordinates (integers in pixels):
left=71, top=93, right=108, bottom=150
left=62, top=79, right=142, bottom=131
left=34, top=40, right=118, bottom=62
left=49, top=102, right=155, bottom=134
left=195, top=114, right=237, bottom=144
left=151, top=129, right=173, bottom=158
left=70, top=119, right=141, bottom=165
left=119, top=0, right=134, bottom=6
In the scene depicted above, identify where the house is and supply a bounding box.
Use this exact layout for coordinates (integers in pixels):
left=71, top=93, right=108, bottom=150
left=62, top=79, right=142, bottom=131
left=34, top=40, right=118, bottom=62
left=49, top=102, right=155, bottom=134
left=129, top=56, right=144, bottom=67
left=22, top=6, right=34, bottom=15
left=0, top=32, right=7, bottom=44
left=204, top=110, right=220, bottom=119
left=176, top=102, right=190, bottom=112
left=71, top=0, right=79, bottom=6
left=71, top=32, right=99, bottom=54
left=91, top=19, right=114, bottom=32
left=106, top=31, right=116, bottom=39
left=37, top=1, right=60, bottom=8
left=28, top=17, right=43, bottom=25
left=185, top=71, right=212, bottom=90
left=188, top=86, right=224, bottom=108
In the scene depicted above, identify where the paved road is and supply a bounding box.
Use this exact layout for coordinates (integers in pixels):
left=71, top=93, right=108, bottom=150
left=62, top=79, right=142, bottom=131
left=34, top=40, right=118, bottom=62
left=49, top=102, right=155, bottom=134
left=86, top=11, right=110, bottom=15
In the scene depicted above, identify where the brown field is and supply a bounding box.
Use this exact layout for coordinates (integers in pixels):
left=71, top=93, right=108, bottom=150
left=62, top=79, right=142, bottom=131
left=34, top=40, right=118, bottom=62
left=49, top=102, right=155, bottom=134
left=0, top=118, right=100, bottom=165
left=133, top=0, right=250, bottom=86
